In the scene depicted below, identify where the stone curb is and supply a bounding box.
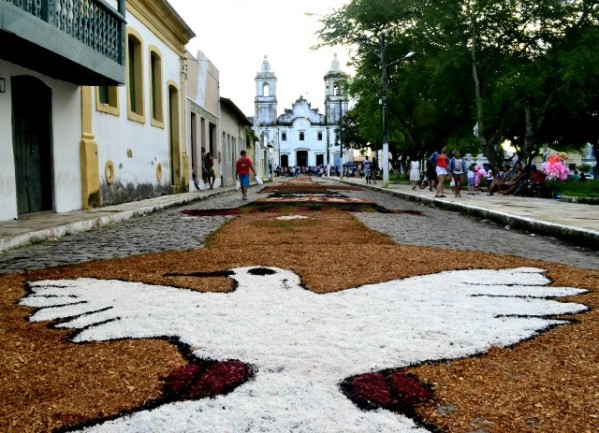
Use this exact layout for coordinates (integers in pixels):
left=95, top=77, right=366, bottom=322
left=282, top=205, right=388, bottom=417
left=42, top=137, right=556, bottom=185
left=343, top=181, right=599, bottom=250
left=0, top=187, right=237, bottom=253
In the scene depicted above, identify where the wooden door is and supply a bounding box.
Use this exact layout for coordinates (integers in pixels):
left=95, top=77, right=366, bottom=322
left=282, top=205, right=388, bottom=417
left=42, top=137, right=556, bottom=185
left=12, top=76, right=53, bottom=214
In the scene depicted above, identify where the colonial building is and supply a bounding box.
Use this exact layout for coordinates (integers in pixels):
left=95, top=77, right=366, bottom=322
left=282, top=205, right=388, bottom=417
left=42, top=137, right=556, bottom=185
left=184, top=49, right=253, bottom=189
left=0, top=0, right=194, bottom=222
left=252, top=54, right=349, bottom=173
left=184, top=49, right=220, bottom=190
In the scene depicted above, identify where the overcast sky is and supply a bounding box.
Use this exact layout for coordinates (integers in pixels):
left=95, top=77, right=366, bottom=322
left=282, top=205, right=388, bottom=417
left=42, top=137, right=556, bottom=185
left=168, top=0, right=351, bottom=116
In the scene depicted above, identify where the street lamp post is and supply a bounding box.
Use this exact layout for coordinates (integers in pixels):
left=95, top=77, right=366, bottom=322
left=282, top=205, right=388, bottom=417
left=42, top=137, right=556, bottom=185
left=338, top=98, right=343, bottom=178
left=277, top=126, right=281, bottom=169
left=378, top=35, right=414, bottom=186
left=305, top=12, right=414, bottom=184
left=380, top=34, right=389, bottom=186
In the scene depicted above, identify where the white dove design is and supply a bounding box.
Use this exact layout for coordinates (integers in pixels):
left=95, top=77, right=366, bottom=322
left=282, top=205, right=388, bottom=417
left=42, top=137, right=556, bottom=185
left=20, top=266, right=587, bottom=433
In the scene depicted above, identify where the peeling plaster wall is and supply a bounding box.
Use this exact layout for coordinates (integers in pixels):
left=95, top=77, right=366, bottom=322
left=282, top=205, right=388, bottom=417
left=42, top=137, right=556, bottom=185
left=100, top=180, right=170, bottom=206
left=92, top=13, right=183, bottom=205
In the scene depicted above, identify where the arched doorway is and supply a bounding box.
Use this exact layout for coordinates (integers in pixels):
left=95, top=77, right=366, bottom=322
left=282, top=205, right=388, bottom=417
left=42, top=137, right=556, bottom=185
left=12, top=76, right=53, bottom=214
left=316, top=154, right=324, bottom=166
left=296, top=150, right=308, bottom=167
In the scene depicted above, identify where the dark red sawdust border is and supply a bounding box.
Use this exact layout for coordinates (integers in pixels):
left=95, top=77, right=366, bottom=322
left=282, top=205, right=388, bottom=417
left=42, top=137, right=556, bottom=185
left=181, top=204, right=424, bottom=217
left=259, top=184, right=362, bottom=194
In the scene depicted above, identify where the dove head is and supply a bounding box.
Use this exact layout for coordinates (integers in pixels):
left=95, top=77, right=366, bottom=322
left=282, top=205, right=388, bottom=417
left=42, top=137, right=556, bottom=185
left=229, top=266, right=304, bottom=294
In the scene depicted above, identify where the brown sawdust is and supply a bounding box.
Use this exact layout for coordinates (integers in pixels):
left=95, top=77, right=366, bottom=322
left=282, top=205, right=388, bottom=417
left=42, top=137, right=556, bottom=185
left=1, top=180, right=597, bottom=433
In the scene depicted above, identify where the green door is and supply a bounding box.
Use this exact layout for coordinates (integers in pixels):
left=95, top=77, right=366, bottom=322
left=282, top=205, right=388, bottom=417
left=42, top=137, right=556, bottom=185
left=12, top=76, right=53, bottom=214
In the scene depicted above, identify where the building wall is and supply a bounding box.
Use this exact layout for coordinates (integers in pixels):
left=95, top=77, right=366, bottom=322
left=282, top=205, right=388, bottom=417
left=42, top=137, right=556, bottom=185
left=220, top=111, right=246, bottom=186
left=185, top=50, right=222, bottom=190
left=0, top=60, right=83, bottom=221
left=0, top=0, right=193, bottom=221
left=91, top=4, right=190, bottom=204
left=253, top=56, right=349, bottom=171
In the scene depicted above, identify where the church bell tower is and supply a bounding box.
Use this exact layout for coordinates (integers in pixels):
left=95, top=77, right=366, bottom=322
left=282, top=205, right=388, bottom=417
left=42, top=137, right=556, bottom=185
left=254, top=55, right=278, bottom=127
left=324, top=53, right=348, bottom=126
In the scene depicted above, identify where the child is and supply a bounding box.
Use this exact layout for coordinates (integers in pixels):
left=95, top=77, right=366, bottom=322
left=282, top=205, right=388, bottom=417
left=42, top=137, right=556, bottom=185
left=449, top=150, right=466, bottom=197
left=467, top=164, right=476, bottom=195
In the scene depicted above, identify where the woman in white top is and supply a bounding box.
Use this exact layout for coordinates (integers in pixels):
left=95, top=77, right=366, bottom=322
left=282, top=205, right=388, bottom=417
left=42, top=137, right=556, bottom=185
left=409, top=159, right=421, bottom=190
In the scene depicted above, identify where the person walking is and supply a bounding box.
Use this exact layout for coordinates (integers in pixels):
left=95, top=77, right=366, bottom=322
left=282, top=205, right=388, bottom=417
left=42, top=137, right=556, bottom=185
left=362, top=156, right=372, bottom=184
left=235, top=149, right=256, bottom=200
left=371, top=157, right=378, bottom=184
left=426, top=151, right=438, bottom=192
left=434, top=146, right=449, bottom=198
left=409, top=158, right=421, bottom=190
left=467, top=164, right=476, bottom=195
left=449, top=150, right=467, bottom=197
left=204, top=151, right=215, bottom=189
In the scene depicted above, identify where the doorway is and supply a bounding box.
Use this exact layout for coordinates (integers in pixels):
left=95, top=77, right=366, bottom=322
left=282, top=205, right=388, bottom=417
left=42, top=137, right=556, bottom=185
left=12, top=76, right=53, bottom=214
left=296, top=150, right=308, bottom=167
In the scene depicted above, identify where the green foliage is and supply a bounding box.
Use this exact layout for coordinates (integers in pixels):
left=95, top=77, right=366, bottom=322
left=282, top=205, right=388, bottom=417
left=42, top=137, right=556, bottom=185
left=313, top=0, right=599, bottom=170
left=554, top=179, right=599, bottom=198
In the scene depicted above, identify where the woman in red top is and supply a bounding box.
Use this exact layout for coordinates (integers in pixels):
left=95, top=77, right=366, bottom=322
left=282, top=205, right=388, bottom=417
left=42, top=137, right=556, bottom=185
left=435, top=146, right=449, bottom=197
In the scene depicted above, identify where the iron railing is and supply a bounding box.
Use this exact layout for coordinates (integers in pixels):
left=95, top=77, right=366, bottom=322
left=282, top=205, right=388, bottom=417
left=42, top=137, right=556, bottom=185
left=6, top=0, right=126, bottom=66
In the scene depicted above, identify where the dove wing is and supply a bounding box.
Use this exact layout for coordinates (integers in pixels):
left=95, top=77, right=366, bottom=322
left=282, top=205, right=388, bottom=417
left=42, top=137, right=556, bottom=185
left=323, top=267, right=587, bottom=373
left=20, top=278, right=202, bottom=343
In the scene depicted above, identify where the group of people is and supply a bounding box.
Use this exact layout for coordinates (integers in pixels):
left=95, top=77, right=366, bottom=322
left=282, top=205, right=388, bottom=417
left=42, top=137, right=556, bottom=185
left=408, top=147, right=542, bottom=198
left=191, top=148, right=257, bottom=201
left=361, top=155, right=378, bottom=184
left=275, top=165, right=326, bottom=177
left=415, top=146, right=468, bottom=198
left=192, top=147, right=216, bottom=190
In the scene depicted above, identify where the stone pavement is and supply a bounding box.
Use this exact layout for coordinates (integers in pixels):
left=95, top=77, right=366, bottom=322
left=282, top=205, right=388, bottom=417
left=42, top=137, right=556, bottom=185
left=0, top=186, right=236, bottom=254
left=0, top=177, right=597, bottom=271
left=341, top=177, right=599, bottom=250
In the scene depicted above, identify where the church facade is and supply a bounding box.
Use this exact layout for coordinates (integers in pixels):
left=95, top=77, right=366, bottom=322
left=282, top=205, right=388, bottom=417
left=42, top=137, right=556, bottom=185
left=252, top=55, right=349, bottom=173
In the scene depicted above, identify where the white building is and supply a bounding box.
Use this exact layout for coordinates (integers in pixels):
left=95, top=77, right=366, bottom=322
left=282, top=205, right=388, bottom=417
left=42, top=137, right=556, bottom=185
left=0, top=0, right=194, bottom=221
left=184, top=49, right=253, bottom=189
left=252, top=55, right=349, bottom=173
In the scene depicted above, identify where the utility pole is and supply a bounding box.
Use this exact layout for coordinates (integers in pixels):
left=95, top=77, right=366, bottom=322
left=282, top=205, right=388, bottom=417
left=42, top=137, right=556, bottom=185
left=380, top=34, right=389, bottom=186
left=379, top=36, right=414, bottom=186
left=339, top=98, right=343, bottom=178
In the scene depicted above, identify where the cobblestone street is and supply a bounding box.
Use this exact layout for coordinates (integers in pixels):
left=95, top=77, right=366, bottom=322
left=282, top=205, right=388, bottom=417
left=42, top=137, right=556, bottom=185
left=1, top=181, right=597, bottom=274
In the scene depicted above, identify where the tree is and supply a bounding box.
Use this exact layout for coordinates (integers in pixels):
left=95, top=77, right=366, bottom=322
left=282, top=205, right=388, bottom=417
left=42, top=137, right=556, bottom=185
left=314, top=0, right=599, bottom=167
left=538, top=23, right=599, bottom=176
left=315, top=0, right=475, bottom=164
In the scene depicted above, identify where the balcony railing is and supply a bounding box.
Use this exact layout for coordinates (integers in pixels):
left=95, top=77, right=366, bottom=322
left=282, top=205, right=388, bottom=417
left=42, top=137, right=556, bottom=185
left=7, top=0, right=125, bottom=66
left=1, top=0, right=126, bottom=84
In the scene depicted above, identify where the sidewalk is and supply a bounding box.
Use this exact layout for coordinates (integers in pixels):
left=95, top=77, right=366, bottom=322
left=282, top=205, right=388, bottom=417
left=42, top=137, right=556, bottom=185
left=0, top=179, right=598, bottom=254
left=0, top=186, right=236, bottom=253
left=341, top=177, right=599, bottom=249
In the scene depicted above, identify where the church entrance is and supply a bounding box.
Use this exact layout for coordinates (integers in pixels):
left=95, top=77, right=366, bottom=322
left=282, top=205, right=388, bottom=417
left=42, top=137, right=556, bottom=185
left=280, top=154, right=289, bottom=168
left=316, top=154, right=324, bottom=167
left=296, top=150, right=308, bottom=168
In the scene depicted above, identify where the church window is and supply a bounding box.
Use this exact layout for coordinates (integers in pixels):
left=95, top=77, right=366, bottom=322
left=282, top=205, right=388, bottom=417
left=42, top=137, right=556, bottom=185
left=333, top=83, right=340, bottom=96
left=263, top=83, right=270, bottom=97
left=299, top=131, right=305, bottom=141
left=318, top=132, right=323, bottom=141
left=281, top=132, right=287, bottom=141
